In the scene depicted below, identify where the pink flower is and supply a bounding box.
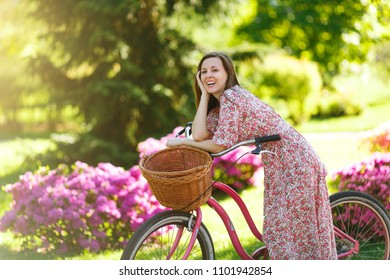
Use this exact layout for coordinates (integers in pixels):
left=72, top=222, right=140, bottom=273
left=48, top=208, right=63, bottom=221
left=14, top=216, right=29, bottom=235
left=330, top=152, right=389, bottom=229
left=360, top=121, right=390, bottom=153
left=90, top=239, right=100, bottom=252
left=0, top=126, right=264, bottom=254
left=0, top=210, right=17, bottom=231
left=38, top=196, right=54, bottom=210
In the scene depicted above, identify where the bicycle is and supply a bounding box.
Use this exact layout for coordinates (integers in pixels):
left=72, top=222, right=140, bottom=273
left=121, top=123, right=390, bottom=260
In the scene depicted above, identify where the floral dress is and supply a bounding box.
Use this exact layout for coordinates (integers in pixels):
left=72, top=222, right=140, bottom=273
left=206, top=85, right=337, bottom=260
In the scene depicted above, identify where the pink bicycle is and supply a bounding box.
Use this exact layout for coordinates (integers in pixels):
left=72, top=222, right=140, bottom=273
left=121, top=124, right=390, bottom=260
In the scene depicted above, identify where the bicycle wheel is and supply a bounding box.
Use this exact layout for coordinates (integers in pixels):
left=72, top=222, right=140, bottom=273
left=330, top=191, right=390, bottom=260
left=120, top=210, right=215, bottom=260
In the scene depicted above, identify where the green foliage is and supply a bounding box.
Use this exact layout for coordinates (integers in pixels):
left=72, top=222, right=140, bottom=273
left=26, top=133, right=139, bottom=170
left=1, top=0, right=389, bottom=168
left=0, top=162, right=165, bottom=255
left=373, top=40, right=390, bottom=82
left=0, top=0, right=48, bottom=129
left=0, top=52, right=24, bottom=128
left=237, top=0, right=390, bottom=84
left=240, top=54, right=322, bottom=125
left=20, top=0, right=225, bottom=166
left=311, top=89, right=363, bottom=119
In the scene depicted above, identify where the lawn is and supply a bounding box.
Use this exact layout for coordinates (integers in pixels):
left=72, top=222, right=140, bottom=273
left=0, top=129, right=377, bottom=260
left=0, top=75, right=388, bottom=260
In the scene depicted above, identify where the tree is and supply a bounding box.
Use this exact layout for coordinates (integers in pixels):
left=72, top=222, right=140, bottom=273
left=237, top=0, right=390, bottom=85
left=374, top=40, right=390, bottom=81
left=25, top=0, right=222, bottom=166
left=0, top=0, right=38, bottom=130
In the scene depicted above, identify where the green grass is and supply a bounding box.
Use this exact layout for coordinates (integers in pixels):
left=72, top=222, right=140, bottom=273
left=0, top=75, right=389, bottom=260
left=0, top=137, right=54, bottom=219
left=0, top=131, right=382, bottom=260
left=298, top=101, right=390, bottom=132
left=299, top=75, right=390, bottom=133
left=0, top=126, right=383, bottom=260
left=0, top=137, right=54, bottom=186
left=199, top=186, right=266, bottom=260
left=304, top=132, right=371, bottom=174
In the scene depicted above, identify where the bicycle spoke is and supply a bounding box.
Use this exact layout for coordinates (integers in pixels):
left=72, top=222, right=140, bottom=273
left=334, top=205, right=348, bottom=234
left=130, top=220, right=209, bottom=260
left=330, top=191, right=390, bottom=260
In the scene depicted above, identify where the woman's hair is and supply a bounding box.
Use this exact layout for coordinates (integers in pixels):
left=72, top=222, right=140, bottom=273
left=194, top=51, right=240, bottom=113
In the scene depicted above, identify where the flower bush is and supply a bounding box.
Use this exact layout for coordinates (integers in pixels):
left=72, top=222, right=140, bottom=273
left=137, top=126, right=264, bottom=189
left=0, top=126, right=264, bottom=254
left=328, top=153, right=390, bottom=239
left=329, top=152, right=390, bottom=213
left=360, top=120, right=390, bottom=153
left=0, top=162, right=165, bottom=254
left=137, top=126, right=185, bottom=158
left=212, top=146, right=263, bottom=189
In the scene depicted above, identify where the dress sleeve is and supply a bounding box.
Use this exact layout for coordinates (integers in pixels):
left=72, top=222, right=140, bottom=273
left=211, top=90, right=240, bottom=148
left=206, top=108, right=219, bottom=137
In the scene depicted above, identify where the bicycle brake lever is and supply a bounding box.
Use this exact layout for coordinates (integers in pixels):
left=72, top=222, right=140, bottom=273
left=251, top=140, right=262, bottom=155
left=260, top=150, right=277, bottom=156
left=175, top=128, right=185, bottom=138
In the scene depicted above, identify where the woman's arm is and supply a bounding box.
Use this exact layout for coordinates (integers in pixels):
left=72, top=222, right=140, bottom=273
left=166, top=138, right=226, bottom=154
left=191, top=72, right=211, bottom=141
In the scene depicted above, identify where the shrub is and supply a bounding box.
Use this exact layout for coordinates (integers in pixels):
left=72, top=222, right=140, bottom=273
left=137, top=127, right=184, bottom=158
left=0, top=161, right=165, bottom=254
left=328, top=153, right=390, bottom=213
left=360, top=121, right=390, bottom=153
left=212, top=146, right=263, bottom=189
left=0, top=126, right=264, bottom=254
left=240, top=54, right=323, bottom=125
left=311, top=89, right=362, bottom=119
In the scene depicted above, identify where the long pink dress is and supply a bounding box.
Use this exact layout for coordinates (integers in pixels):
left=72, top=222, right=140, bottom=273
left=206, top=85, right=337, bottom=260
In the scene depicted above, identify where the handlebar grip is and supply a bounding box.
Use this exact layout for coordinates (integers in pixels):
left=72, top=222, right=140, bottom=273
left=255, top=134, right=281, bottom=143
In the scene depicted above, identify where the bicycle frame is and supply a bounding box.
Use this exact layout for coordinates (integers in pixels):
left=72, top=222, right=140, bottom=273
left=175, top=181, right=264, bottom=260
left=164, top=123, right=367, bottom=260
left=207, top=181, right=264, bottom=260
left=333, top=226, right=359, bottom=259
left=167, top=207, right=203, bottom=260
left=174, top=181, right=360, bottom=260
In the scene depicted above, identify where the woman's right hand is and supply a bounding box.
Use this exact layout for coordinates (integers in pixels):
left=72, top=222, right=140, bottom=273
left=196, top=71, right=208, bottom=96
left=192, top=71, right=211, bottom=141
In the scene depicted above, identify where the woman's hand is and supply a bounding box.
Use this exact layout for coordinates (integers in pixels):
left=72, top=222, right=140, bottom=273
left=192, top=71, right=211, bottom=141
left=196, top=71, right=208, bottom=96
left=167, top=138, right=225, bottom=153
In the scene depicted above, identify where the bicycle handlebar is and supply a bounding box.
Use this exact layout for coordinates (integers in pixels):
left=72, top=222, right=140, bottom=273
left=176, top=122, right=281, bottom=157
left=210, top=134, right=281, bottom=157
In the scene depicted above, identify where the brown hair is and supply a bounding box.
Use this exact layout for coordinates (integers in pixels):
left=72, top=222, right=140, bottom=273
left=194, top=52, right=240, bottom=113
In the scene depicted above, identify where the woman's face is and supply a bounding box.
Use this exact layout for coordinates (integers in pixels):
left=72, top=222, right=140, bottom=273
left=200, top=57, right=228, bottom=99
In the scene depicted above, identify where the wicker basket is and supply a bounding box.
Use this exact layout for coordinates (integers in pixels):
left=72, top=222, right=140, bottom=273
left=139, top=146, right=212, bottom=211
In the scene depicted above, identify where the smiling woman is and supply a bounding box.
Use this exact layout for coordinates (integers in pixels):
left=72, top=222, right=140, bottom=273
left=167, top=51, right=338, bottom=260
left=167, top=52, right=240, bottom=153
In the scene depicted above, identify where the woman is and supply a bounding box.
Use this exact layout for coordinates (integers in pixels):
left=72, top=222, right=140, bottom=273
left=167, top=51, right=337, bottom=260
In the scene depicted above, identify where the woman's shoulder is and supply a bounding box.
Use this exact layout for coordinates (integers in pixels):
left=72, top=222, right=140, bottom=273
left=224, top=85, right=244, bottom=96
left=222, top=85, right=252, bottom=103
